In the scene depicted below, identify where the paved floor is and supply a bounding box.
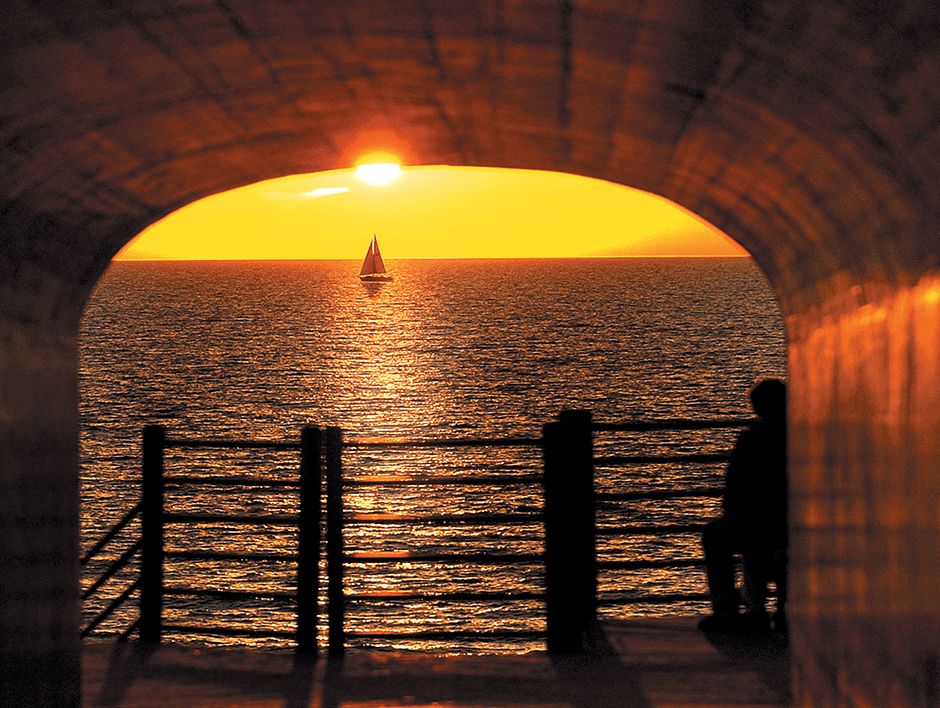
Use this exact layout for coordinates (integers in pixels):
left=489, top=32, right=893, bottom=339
left=82, top=617, right=791, bottom=707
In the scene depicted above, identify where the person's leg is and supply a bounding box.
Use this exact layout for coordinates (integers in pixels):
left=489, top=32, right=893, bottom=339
left=741, top=551, right=768, bottom=612
left=771, top=548, right=787, bottom=633
left=741, top=549, right=775, bottom=634
left=702, top=517, right=739, bottom=617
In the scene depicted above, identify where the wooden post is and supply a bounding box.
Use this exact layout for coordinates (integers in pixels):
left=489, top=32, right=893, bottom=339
left=560, top=409, right=597, bottom=622
left=543, top=409, right=595, bottom=653
left=140, top=425, right=165, bottom=643
left=297, top=426, right=321, bottom=654
left=326, top=426, right=345, bottom=655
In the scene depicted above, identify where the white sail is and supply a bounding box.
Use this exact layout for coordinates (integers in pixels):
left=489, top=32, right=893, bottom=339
left=359, top=234, right=391, bottom=279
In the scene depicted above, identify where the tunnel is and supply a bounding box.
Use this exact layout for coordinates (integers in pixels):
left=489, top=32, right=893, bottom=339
left=3, top=1, right=940, bottom=706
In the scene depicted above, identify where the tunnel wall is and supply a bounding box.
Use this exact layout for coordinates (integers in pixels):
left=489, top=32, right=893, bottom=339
left=0, top=315, right=80, bottom=706
left=787, top=275, right=940, bottom=707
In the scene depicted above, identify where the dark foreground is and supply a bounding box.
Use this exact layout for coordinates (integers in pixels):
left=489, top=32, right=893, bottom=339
left=82, top=617, right=791, bottom=707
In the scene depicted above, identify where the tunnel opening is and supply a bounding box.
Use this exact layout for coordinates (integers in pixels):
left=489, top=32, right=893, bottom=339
left=78, top=168, right=788, bottom=652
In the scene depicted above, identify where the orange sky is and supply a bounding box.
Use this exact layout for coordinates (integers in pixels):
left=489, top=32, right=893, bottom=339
left=114, top=166, right=747, bottom=261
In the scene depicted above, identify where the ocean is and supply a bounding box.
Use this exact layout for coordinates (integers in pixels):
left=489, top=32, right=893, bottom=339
left=79, top=257, right=787, bottom=653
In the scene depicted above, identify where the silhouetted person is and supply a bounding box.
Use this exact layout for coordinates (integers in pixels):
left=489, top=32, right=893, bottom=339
left=699, top=378, right=787, bottom=634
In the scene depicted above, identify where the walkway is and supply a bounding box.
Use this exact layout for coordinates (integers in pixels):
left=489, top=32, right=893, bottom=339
left=81, top=617, right=791, bottom=707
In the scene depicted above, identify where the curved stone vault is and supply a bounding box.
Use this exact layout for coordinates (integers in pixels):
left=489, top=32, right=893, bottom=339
left=3, top=1, right=940, bottom=706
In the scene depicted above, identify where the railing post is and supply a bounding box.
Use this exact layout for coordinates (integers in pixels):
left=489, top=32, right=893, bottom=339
left=326, top=426, right=345, bottom=655
left=543, top=409, right=595, bottom=653
left=297, top=426, right=321, bottom=654
left=140, top=425, right=165, bottom=643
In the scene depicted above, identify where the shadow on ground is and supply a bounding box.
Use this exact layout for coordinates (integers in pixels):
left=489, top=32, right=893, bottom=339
left=82, top=618, right=791, bottom=707
left=700, top=628, right=791, bottom=702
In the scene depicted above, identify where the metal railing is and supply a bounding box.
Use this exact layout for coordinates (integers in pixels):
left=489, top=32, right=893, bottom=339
left=326, top=430, right=545, bottom=654
left=81, top=425, right=548, bottom=653
left=81, top=413, right=757, bottom=654
left=591, top=418, right=752, bottom=612
left=80, top=501, right=144, bottom=640
left=144, top=426, right=318, bottom=650
left=80, top=426, right=315, bottom=649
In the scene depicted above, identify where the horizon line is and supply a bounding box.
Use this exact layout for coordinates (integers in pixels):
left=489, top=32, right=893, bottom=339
left=113, top=254, right=753, bottom=262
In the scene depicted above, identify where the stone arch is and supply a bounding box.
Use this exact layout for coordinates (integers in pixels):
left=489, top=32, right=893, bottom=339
left=3, top=2, right=940, bottom=706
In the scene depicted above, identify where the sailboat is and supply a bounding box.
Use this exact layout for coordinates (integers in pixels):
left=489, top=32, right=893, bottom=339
left=359, top=234, right=393, bottom=282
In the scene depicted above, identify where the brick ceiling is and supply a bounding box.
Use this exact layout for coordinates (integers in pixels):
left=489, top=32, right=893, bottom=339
left=3, top=0, right=940, bottom=319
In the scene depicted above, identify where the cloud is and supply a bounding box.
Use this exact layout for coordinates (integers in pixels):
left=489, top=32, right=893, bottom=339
left=263, top=187, right=349, bottom=203
left=304, top=187, right=349, bottom=198
left=261, top=187, right=350, bottom=209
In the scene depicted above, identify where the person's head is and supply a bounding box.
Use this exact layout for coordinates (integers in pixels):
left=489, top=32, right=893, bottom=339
left=749, top=378, right=786, bottom=420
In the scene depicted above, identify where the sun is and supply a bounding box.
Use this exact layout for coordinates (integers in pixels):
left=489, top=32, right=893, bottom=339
left=356, top=155, right=402, bottom=185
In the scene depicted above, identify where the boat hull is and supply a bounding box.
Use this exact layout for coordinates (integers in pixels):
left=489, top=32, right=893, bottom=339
left=360, top=274, right=393, bottom=282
